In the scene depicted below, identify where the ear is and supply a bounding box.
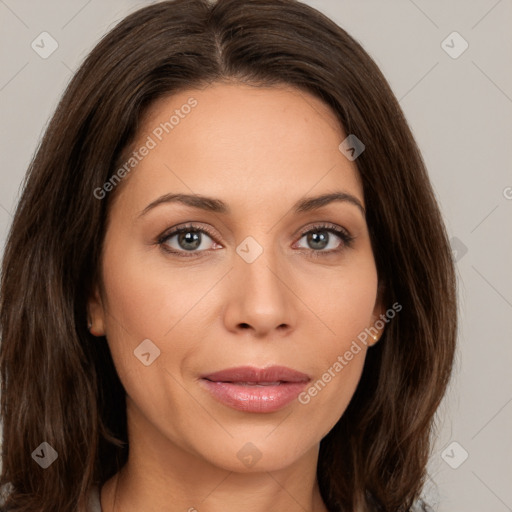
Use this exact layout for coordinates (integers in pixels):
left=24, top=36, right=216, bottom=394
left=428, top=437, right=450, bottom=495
left=87, top=283, right=106, bottom=337
left=369, top=280, right=387, bottom=345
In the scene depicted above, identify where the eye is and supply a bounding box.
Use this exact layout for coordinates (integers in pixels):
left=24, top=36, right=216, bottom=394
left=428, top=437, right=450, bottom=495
left=157, top=222, right=354, bottom=258
left=158, top=224, right=219, bottom=257
left=295, top=223, right=354, bottom=255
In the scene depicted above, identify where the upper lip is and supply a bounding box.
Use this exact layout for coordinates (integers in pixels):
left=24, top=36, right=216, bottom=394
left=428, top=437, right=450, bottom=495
left=201, top=365, right=311, bottom=383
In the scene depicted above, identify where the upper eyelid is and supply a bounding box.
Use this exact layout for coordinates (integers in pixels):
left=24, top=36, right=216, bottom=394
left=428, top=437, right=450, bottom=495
left=158, top=223, right=218, bottom=242
left=297, top=222, right=351, bottom=237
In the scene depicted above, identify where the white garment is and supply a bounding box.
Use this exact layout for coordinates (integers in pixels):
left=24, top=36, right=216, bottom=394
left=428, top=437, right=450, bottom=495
left=87, top=485, right=102, bottom=512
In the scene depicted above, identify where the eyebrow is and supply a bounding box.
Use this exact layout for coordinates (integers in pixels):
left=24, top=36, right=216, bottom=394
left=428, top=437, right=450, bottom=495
left=138, top=191, right=365, bottom=218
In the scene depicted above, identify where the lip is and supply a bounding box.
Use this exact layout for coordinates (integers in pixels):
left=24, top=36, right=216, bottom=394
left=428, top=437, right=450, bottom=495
left=200, top=365, right=311, bottom=413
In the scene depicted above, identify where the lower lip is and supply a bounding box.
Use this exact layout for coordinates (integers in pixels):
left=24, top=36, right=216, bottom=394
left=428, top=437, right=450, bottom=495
left=200, top=379, right=308, bottom=413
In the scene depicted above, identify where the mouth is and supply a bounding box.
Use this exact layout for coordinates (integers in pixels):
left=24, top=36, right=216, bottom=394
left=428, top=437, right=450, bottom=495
left=199, top=365, right=311, bottom=413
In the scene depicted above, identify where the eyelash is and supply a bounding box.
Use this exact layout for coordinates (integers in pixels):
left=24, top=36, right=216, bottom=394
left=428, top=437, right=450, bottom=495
left=157, top=222, right=355, bottom=258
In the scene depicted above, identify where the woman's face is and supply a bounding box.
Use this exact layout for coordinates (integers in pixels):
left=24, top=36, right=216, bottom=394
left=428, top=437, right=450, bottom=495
left=89, top=82, right=384, bottom=473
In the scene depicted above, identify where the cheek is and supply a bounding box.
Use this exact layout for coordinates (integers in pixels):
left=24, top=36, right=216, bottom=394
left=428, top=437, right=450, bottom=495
left=98, top=245, right=196, bottom=435
left=99, top=236, right=219, bottom=391
left=308, top=256, right=378, bottom=346
left=296, top=352, right=365, bottom=445
left=294, top=261, right=377, bottom=425
left=295, top=299, right=373, bottom=438
left=100, top=234, right=204, bottom=340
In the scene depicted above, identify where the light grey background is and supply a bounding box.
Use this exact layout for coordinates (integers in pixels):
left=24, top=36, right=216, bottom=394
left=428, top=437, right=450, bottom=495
left=1, top=1, right=511, bottom=510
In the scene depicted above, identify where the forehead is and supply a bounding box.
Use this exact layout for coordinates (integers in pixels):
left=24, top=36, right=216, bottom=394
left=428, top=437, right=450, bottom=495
left=114, top=82, right=364, bottom=213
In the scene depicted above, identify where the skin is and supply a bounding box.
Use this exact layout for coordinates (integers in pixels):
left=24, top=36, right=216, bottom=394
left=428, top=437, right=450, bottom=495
left=88, top=82, right=385, bottom=512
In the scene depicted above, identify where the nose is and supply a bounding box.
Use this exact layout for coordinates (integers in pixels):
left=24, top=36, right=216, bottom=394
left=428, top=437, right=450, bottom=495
left=222, top=248, right=297, bottom=338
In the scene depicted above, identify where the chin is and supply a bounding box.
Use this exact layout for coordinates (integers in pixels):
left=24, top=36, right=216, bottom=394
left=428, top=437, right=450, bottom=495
left=199, top=436, right=315, bottom=474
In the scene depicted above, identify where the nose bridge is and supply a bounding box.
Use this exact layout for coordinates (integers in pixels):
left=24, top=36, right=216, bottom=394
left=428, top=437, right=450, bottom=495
left=225, top=233, right=296, bottom=334
left=236, top=234, right=286, bottom=301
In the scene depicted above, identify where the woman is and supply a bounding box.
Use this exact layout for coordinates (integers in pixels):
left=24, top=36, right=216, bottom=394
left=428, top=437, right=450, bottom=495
left=0, top=0, right=457, bottom=511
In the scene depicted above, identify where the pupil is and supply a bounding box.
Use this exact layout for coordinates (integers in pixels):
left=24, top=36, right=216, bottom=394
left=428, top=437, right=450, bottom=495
left=179, top=231, right=201, bottom=250
left=309, top=231, right=328, bottom=250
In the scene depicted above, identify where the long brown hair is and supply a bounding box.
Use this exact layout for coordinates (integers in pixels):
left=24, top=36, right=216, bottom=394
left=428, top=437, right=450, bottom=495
left=0, top=0, right=457, bottom=510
